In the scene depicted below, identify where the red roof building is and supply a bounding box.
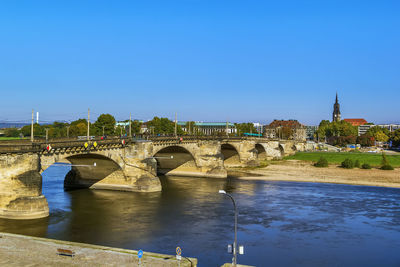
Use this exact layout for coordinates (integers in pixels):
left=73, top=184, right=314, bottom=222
left=267, top=119, right=304, bottom=128
left=264, top=120, right=306, bottom=141
left=343, top=118, right=368, bottom=126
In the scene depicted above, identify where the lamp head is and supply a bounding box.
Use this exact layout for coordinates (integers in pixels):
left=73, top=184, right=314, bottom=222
left=219, top=190, right=226, bottom=194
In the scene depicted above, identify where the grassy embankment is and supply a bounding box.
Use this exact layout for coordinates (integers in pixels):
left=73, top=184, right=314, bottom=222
left=284, top=152, right=400, bottom=168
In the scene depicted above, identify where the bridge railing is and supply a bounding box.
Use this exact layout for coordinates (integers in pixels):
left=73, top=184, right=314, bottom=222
left=0, top=137, right=136, bottom=154
left=0, top=135, right=285, bottom=154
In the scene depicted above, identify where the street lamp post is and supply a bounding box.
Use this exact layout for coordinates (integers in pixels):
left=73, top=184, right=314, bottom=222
left=219, top=189, right=238, bottom=266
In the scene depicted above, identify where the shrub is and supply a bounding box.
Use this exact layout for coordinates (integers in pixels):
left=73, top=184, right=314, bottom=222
left=381, top=165, right=394, bottom=170
left=381, top=152, right=390, bottom=166
left=354, top=160, right=361, bottom=168
left=341, top=158, right=354, bottom=169
left=361, top=163, right=371, bottom=169
left=381, top=153, right=394, bottom=170
left=314, top=157, right=328, bottom=167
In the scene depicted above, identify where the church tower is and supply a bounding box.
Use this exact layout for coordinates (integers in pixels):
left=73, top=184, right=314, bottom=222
left=332, top=93, right=341, bottom=122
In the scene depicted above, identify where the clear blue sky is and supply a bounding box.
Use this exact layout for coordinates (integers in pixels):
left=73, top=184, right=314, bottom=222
left=1, top=0, right=399, bottom=125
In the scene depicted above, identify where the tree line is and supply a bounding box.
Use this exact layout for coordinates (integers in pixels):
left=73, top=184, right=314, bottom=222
left=316, top=120, right=400, bottom=147
left=2, top=114, right=265, bottom=139
left=1, top=114, right=187, bottom=138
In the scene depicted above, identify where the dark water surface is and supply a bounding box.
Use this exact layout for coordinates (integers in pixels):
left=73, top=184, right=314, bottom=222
left=1, top=165, right=400, bottom=266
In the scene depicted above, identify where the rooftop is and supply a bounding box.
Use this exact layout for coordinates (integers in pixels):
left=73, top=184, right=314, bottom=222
left=267, top=120, right=304, bottom=128
left=343, top=118, right=368, bottom=126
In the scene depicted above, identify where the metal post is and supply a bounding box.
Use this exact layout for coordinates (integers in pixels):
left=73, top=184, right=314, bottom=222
left=31, top=109, right=34, bottom=142
left=174, top=112, right=177, bottom=137
left=66, top=126, right=70, bottom=138
left=87, top=108, right=90, bottom=141
left=226, top=121, right=229, bottom=137
left=45, top=128, right=48, bottom=142
left=129, top=113, right=132, bottom=137
left=102, top=126, right=105, bottom=136
left=219, top=190, right=238, bottom=266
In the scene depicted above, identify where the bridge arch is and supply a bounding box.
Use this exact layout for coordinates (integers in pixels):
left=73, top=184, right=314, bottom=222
left=63, top=153, right=125, bottom=190
left=153, top=145, right=198, bottom=175
left=255, top=143, right=267, bottom=160
left=221, top=143, right=241, bottom=166
left=39, top=150, right=125, bottom=174
left=278, top=144, right=285, bottom=156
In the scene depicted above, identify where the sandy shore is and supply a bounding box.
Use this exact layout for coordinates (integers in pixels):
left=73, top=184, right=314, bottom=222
left=229, top=160, right=400, bottom=188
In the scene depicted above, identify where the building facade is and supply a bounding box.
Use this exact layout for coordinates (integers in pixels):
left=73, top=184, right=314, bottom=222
left=178, top=122, right=236, bottom=135
left=306, top=125, right=318, bottom=140
left=264, top=120, right=306, bottom=141
left=359, top=123, right=400, bottom=136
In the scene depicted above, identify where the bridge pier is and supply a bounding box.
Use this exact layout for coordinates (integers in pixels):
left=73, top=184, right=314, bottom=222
left=0, top=153, right=49, bottom=220
left=236, top=140, right=259, bottom=166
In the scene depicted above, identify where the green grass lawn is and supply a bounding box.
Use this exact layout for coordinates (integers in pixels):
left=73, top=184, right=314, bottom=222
left=284, top=152, right=400, bottom=167
left=0, top=137, right=27, bottom=141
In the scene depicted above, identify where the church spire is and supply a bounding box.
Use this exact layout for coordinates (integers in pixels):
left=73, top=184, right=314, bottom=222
left=332, top=92, right=341, bottom=122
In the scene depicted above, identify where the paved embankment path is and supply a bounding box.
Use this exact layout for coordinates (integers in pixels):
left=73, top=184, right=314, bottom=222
left=0, top=232, right=197, bottom=266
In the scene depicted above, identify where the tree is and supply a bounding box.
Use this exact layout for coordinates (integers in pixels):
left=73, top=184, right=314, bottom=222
left=390, top=129, right=400, bottom=147
left=131, top=120, right=142, bottom=135
left=69, top=121, right=87, bottom=137
left=316, top=120, right=330, bottom=140
left=235, top=123, right=257, bottom=136
left=316, top=120, right=357, bottom=145
left=375, top=131, right=389, bottom=142
left=20, top=123, right=45, bottom=137
left=4, top=128, right=20, bottom=137
left=47, top=121, right=69, bottom=138
left=93, top=114, right=116, bottom=136
left=357, top=134, right=375, bottom=147
left=366, top=126, right=390, bottom=143
left=367, top=126, right=390, bottom=137
left=147, top=117, right=183, bottom=135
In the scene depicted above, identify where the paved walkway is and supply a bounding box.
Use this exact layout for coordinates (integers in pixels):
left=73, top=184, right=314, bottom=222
left=0, top=232, right=197, bottom=266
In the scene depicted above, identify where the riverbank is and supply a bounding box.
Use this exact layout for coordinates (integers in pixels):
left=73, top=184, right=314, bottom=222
left=0, top=232, right=197, bottom=266
left=229, top=160, right=400, bottom=188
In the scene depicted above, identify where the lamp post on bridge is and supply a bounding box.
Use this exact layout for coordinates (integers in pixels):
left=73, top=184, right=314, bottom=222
left=174, top=112, right=177, bottom=137
left=31, top=109, right=34, bottom=142
left=87, top=108, right=90, bottom=141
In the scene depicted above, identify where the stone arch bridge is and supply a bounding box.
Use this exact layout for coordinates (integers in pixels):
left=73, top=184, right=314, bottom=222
left=0, top=136, right=310, bottom=219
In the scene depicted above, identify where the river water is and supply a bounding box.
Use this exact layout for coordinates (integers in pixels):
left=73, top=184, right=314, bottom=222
left=1, top=165, right=400, bottom=266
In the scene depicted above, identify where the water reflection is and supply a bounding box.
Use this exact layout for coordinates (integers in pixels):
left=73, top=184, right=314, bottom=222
left=0, top=165, right=400, bottom=266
